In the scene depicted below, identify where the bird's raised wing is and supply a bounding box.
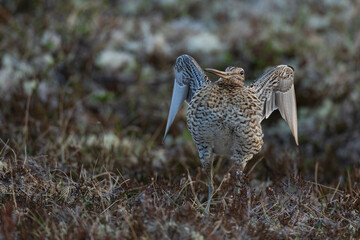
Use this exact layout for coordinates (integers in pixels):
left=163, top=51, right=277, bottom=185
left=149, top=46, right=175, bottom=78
left=249, top=65, right=298, bottom=145
left=163, top=54, right=210, bottom=141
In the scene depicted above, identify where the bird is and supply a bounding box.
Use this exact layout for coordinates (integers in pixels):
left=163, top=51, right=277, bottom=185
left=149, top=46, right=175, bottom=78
left=163, top=54, right=298, bottom=212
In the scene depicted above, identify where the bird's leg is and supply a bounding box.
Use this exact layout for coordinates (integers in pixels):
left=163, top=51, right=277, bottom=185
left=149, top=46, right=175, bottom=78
left=204, top=160, right=214, bottom=213
left=233, top=163, right=247, bottom=196
left=230, top=156, right=252, bottom=216
left=199, top=147, right=214, bottom=213
left=232, top=153, right=252, bottom=195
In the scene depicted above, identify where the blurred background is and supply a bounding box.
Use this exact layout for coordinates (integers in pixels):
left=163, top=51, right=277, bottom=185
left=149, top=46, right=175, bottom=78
left=1, top=0, right=360, bottom=186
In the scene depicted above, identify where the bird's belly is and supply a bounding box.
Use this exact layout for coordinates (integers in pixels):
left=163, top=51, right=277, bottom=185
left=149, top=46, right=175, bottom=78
left=212, top=128, right=233, bottom=156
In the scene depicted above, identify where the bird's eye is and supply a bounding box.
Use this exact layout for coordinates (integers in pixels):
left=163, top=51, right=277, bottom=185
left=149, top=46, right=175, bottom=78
left=240, top=71, right=244, bottom=75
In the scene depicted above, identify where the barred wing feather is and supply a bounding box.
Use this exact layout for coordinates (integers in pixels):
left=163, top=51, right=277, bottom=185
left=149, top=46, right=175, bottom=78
left=163, top=55, right=210, bottom=141
left=250, top=65, right=298, bottom=145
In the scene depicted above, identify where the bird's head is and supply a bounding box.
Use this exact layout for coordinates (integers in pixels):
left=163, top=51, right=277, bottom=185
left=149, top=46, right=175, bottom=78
left=205, top=67, right=245, bottom=86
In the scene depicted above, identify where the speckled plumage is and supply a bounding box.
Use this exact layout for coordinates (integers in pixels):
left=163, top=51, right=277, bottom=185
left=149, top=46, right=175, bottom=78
left=187, top=77, right=263, bottom=165
left=164, top=55, right=298, bottom=212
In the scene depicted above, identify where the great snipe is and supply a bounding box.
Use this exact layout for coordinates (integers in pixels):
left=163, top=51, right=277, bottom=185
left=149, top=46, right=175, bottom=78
left=164, top=54, right=298, bottom=212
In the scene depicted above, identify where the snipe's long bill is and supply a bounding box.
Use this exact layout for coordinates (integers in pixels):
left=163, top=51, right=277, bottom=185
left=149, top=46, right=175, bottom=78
left=164, top=54, right=298, bottom=213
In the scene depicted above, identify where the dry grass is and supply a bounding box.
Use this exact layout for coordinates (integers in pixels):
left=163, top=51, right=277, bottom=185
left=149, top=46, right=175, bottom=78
left=1, top=149, right=359, bottom=239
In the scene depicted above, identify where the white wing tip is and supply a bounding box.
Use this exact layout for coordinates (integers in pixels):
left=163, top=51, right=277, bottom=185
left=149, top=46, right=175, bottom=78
left=293, top=132, right=299, bottom=146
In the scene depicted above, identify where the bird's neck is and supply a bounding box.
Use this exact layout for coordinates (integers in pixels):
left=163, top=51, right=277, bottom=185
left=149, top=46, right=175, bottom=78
left=217, top=78, right=244, bottom=88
